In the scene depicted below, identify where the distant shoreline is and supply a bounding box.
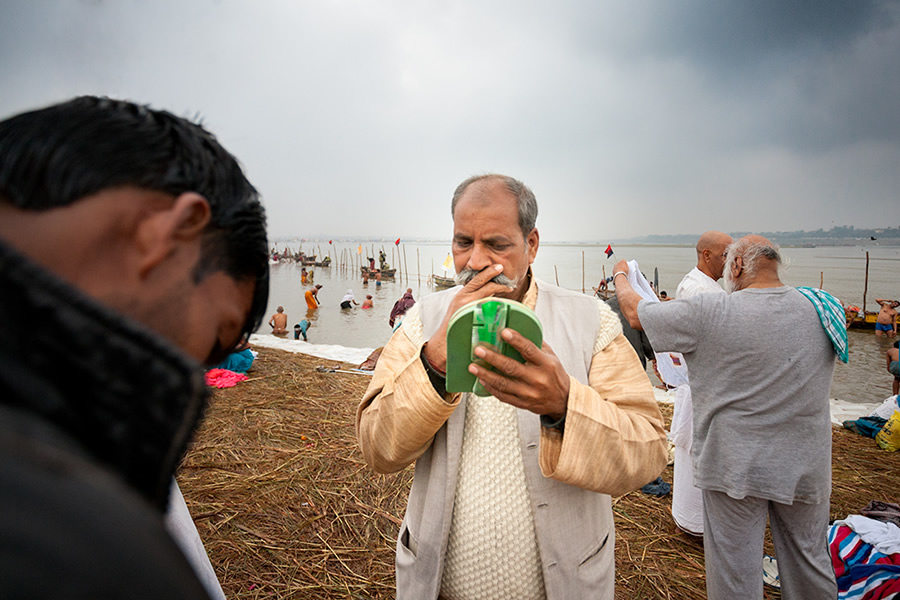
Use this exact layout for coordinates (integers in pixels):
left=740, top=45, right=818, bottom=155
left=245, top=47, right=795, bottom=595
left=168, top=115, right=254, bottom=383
left=270, top=238, right=900, bottom=248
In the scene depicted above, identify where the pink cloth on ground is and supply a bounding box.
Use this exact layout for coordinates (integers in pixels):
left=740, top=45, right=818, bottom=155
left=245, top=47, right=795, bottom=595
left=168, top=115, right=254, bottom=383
left=205, top=368, right=248, bottom=388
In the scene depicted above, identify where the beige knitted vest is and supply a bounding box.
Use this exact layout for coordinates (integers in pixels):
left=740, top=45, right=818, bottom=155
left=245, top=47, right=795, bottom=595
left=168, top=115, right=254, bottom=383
left=439, top=392, right=545, bottom=600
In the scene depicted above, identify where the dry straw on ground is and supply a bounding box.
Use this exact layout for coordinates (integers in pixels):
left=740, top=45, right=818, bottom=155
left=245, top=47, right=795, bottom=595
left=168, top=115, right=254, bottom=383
left=179, top=347, right=900, bottom=599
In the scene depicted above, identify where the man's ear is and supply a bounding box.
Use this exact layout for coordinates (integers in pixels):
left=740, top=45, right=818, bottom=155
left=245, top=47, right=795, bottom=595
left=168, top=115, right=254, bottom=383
left=731, top=255, right=743, bottom=278
left=135, top=192, right=211, bottom=278
left=527, top=228, right=539, bottom=264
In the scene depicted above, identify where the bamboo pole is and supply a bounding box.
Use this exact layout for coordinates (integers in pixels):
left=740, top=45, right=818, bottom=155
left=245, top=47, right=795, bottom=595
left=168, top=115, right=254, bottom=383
left=820, top=271, right=823, bottom=289
left=863, top=251, right=869, bottom=313
left=554, top=265, right=559, bottom=286
left=582, top=250, right=585, bottom=294
left=403, top=245, right=409, bottom=284
left=417, top=248, right=421, bottom=284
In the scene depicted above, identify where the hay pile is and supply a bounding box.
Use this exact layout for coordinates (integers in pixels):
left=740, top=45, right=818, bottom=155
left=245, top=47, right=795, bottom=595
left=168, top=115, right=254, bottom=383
left=180, top=347, right=408, bottom=598
left=179, top=347, right=900, bottom=599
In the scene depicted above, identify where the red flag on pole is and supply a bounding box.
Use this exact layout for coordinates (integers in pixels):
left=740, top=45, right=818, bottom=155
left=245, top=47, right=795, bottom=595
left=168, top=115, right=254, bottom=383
left=605, top=244, right=614, bottom=258
left=395, top=238, right=401, bottom=246
left=328, top=240, right=332, bottom=244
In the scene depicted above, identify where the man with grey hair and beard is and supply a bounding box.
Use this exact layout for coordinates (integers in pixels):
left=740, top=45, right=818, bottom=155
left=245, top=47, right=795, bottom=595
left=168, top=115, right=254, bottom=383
left=613, top=235, right=838, bottom=600
left=357, top=174, right=668, bottom=599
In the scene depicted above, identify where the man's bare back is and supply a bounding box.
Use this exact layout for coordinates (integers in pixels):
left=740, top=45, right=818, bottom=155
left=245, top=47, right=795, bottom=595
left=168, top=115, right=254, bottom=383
left=268, top=306, right=288, bottom=335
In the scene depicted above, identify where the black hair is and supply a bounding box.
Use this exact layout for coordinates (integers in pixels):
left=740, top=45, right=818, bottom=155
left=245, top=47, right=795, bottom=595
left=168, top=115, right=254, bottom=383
left=0, top=96, right=269, bottom=339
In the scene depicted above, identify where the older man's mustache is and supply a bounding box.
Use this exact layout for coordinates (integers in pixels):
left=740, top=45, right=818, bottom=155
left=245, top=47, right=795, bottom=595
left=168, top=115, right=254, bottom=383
left=455, top=267, right=518, bottom=289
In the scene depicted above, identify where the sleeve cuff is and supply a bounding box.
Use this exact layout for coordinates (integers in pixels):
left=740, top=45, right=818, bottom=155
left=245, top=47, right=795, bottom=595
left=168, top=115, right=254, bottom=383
left=540, top=412, right=566, bottom=433
left=420, top=345, right=447, bottom=396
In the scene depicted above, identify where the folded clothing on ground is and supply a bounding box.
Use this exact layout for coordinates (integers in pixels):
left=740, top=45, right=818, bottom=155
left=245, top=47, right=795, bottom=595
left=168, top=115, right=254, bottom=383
left=829, top=521, right=900, bottom=600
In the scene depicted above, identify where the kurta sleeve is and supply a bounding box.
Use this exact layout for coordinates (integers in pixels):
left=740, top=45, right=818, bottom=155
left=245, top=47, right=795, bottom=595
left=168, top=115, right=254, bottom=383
left=356, top=305, right=461, bottom=474
left=539, top=307, right=668, bottom=496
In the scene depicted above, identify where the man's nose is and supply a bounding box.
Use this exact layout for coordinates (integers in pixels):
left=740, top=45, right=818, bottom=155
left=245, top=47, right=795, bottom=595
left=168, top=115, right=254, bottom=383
left=466, top=243, right=493, bottom=272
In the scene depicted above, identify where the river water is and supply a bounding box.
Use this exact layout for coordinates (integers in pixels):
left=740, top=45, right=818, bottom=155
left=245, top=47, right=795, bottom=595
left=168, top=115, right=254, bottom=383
left=260, top=241, right=900, bottom=405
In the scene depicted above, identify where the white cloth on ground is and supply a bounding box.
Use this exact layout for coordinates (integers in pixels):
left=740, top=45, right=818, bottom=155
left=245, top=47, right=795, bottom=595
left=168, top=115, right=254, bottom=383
left=871, top=395, right=900, bottom=420
left=835, top=515, right=900, bottom=555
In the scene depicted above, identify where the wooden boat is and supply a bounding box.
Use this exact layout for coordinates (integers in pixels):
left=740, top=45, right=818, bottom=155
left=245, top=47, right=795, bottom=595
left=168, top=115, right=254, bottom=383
left=845, top=309, right=899, bottom=330
left=592, top=286, right=612, bottom=301
left=300, top=255, right=317, bottom=266
left=433, top=275, right=456, bottom=289
left=314, top=257, right=332, bottom=267
left=846, top=251, right=899, bottom=330
left=360, top=267, right=396, bottom=279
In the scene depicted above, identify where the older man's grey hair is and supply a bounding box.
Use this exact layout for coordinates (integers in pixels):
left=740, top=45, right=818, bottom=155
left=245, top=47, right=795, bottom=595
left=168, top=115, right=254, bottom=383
left=725, top=237, right=783, bottom=280
left=450, top=174, right=538, bottom=238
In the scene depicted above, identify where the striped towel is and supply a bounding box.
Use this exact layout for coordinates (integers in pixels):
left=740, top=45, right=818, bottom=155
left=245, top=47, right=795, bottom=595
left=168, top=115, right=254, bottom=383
left=797, top=286, right=849, bottom=364
left=829, top=524, right=900, bottom=599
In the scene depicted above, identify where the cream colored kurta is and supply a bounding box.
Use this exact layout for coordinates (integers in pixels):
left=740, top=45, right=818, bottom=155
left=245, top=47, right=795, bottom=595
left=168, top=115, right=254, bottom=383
left=357, top=276, right=667, bottom=600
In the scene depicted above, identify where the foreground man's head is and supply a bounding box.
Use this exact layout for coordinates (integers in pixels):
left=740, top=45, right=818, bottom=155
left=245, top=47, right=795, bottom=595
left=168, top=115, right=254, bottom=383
left=0, top=96, right=269, bottom=364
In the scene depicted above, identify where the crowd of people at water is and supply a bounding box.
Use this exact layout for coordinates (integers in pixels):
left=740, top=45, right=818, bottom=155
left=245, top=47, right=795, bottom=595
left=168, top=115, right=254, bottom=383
left=3, top=97, right=899, bottom=600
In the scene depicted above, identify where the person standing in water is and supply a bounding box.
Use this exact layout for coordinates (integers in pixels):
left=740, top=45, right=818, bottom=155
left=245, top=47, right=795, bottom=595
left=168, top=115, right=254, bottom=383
left=305, top=284, right=322, bottom=309
left=341, top=289, right=359, bottom=309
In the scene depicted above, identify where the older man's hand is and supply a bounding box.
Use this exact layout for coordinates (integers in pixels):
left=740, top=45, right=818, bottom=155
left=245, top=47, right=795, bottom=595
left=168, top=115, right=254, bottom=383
left=423, top=264, right=518, bottom=373
left=467, top=328, right=570, bottom=420
left=613, top=259, right=630, bottom=278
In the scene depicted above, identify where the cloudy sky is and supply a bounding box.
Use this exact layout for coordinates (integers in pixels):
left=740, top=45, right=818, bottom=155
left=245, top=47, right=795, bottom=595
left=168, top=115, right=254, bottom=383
left=2, top=0, right=898, bottom=242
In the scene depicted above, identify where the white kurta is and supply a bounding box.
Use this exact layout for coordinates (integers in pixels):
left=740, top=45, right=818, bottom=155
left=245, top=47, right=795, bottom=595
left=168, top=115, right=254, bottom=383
left=670, top=267, right=725, bottom=535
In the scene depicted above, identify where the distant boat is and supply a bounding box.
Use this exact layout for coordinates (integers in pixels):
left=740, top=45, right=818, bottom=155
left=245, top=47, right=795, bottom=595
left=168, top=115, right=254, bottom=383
left=314, top=256, right=332, bottom=267
left=361, top=266, right=396, bottom=279
left=845, top=309, right=898, bottom=330
left=433, top=274, right=456, bottom=289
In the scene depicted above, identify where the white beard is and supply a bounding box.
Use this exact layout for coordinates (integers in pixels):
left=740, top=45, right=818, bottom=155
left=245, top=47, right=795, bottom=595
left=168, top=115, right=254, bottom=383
left=723, top=260, right=737, bottom=294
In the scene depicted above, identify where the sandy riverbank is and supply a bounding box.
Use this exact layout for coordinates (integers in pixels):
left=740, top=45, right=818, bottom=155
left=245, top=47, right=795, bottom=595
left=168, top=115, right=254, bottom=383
left=179, top=345, right=899, bottom=599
